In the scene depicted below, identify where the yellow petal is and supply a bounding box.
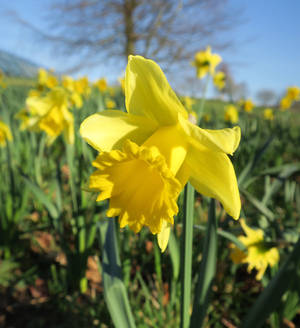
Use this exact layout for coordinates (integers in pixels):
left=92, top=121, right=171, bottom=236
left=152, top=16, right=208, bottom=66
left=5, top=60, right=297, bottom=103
left=186, top=146, right=241, bottom=220
left=180, top=116, right=241, bottom=155
left=125, top=55, right=188, bottom=125
left=80, top=110, right=157, bottom=152
left=157, top=221, right=171, bottom=252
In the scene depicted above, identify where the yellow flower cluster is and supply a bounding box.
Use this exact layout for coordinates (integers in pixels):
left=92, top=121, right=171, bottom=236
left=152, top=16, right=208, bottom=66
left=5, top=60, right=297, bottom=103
left=280, top=86, right=300, bottom=111
left=81, top=55, right=241, bottom=251
left=17, top=88, right=74, bottom=145
left=231, top=219, right=279, bottom=280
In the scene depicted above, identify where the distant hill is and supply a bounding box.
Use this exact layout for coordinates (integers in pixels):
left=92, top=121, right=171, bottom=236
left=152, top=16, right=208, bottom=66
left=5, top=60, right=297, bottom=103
left=0, top=49, right=39, bottom=78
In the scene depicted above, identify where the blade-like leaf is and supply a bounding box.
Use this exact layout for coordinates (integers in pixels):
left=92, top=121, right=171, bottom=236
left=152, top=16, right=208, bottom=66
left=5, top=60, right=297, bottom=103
left=98, top=218, right=136, bottom=328
left=190, top=199, right=218, bottom=328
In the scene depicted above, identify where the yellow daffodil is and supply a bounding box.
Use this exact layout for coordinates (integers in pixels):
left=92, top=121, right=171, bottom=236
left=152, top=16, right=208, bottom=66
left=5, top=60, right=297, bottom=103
left=38, top=68, right=58, bottom=89
left=213, top=71, right=226, bottom=90
left=18, top=88, right=74, bottom=145
left=0, top=69, right=6, bottom=88
left=231, top=219, right=279, bottom=280
left=224, top=105, right=239, bottom=124
left=280, top=96, right=292, bottom=111
left=80, top=55, right=241, bottom=251
left=192, top=46, right=222, bottom=79
left=0, top=120, right=13, bottom=146
left=263, top=108, right=274, bottom=121
left=62, top=76, right=75, bottom=92
left=70, top=92, right=83, bottom=109
left=105, top=99, right=116, bottom=109
left=74, top=77, right=91, bottom=96
left=95, top=78, right=107, bottom=92
left=239, top=99, right=254, bottom=113
left=286, top=86, right=300, bottom=102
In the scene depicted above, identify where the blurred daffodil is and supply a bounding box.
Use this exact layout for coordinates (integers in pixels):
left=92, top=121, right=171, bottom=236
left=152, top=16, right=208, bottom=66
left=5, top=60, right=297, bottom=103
left=286, top=86, right=300, bottom=102
left=0, top=120, right=13, bottom=146
left=105, top=99, right=116, bottom=109
left=192, top=46, right=222, bottom=79
left=224, top=105, right=239, bottom=124
left=95, top=78, right=107, bottom=92
left=62, top=76, right=75, bottom=92
left=118, top=77, right=125, bottom=93
left=38, top=68, right=58, bottom=89
left=80, top=55, right=241, bottom=252
left=239, top=99, right=254, bottom=113
left=74, top=77, right=91, bottom=96
left=18, top=88, right=74, bottom=145
left=231, top=219, right=279, bottom=280
left=280, top=96, right=292, bottom=111
left=263, top=108, right=274, bottom=121
left=213, top=71, right=226, bottom=90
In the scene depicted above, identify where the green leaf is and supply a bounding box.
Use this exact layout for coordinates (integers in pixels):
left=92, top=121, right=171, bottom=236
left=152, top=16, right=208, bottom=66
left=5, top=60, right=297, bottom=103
left=241, top=189, right=275, bottom=221
left=98, top=218, right=136, bottom=328
left=180, top=183, right=195, bottom=328
left=190, top=199, right=218, bottom=328
left=22, top=176, right=59, bottom=219
left=241, top=238, right=300, bottom=328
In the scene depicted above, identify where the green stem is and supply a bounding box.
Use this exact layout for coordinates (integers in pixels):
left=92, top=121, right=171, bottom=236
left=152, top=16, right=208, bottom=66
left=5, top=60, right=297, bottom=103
left=180, top=182, right=195, bottom=328
left=36, top=134, right=46, bottom=185
left=197, top=75, right=210, bottom=123
left=66, top=143, right=78, bottom=213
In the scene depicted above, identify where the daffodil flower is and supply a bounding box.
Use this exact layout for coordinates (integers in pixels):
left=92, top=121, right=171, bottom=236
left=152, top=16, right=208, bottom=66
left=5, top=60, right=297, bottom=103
left=263, top=108, right=274, bottom=121
left=224, top=105, right=239, bottom=124
left=231, top=219, right=279, bottom=280
left=192, top=46, right=222, bottom=79
left=0, top=120, right=13, bottom=147
left=18, top=88, right=74, bottom=145
left=80, top=55, right=241, bottom=251
left=239, top=99, right=254, bottom=113
left=213, top=71, right=226, bottom=90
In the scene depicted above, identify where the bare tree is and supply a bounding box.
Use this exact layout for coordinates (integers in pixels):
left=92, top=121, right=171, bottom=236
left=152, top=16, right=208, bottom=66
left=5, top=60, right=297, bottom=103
left=12, top=0, right=243, bottom=73
left=256, top=89, right=277, bottom=106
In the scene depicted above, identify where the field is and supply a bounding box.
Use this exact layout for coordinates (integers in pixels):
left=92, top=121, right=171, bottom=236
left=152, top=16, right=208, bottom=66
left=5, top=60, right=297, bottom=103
left=0, top=67, right=300, bottom=328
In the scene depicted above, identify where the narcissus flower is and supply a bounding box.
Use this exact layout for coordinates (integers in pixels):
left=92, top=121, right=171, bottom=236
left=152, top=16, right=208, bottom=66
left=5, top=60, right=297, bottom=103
left=224, top=105, right=239, bottom=124
left=286, top=86, right=300, bottom=101
left=105, top=99, right=116, bottom=109
left=239, top=99, right=254, bottom=113
left=74, top=77, right=91, bottom=96
left=213, top=71, right=226, bottom=90
left=38, top=68, right=58, bottom=89
left=263, top=108, right=274, bottom=121
left=80, top=55, right=241, bottom=251
left=18, top=88, right=74, bottom=145
left=94, top=78, right=108, bottom=92
left=280, top=96, right=292, bottom=111
left=0, top=120, right=13, bottom=146
left=192, top=46, right=222, bottom=79
left=231, top=219, right=279, bottom=280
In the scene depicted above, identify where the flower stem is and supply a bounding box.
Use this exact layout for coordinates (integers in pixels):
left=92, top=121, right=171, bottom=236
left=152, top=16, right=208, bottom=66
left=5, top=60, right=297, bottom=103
left=180, top=182, right=195, bottom=328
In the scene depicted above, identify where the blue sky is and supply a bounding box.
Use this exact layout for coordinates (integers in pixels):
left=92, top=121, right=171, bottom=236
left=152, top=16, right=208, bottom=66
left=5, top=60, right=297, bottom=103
left=0, top=0, right=299, bottom=100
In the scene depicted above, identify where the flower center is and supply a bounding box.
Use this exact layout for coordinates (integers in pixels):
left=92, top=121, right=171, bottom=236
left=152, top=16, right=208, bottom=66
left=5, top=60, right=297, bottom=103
left=90, top=139, right=182, bottom=234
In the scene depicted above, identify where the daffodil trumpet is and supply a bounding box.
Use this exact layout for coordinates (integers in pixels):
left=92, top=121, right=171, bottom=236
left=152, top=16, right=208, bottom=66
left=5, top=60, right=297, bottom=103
left=80, top=55, right=241, bottom=251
